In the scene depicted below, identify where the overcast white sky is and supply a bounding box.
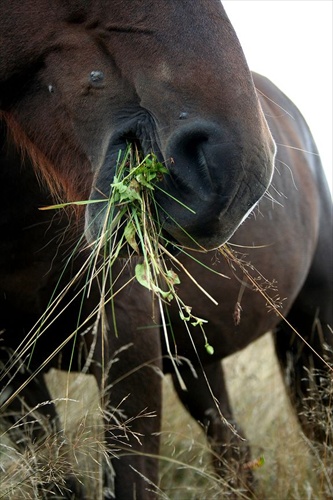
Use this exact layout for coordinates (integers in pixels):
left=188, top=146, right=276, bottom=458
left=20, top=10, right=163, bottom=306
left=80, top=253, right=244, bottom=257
left=223, top=0, right=332, bottom=195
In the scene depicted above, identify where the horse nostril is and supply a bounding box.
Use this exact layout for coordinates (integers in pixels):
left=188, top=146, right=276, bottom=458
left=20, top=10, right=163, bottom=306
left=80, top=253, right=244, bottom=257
left=165, top=125, right=214, bottom=192
left=180, top=133, right=209, bottom=165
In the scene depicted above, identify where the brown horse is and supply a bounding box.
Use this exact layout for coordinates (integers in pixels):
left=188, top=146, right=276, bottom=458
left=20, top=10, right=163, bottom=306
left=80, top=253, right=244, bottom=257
left=165, top=72, right=333, bottom=486
left=0, top=1, right=274, bottom=498
left=0, top=0, right=331, bottom=499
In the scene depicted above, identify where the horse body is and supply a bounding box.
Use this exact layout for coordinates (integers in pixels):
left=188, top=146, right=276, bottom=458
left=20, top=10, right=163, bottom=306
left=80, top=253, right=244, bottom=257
left=0, top=1, right=332, bottom=498
left=166, top=73, right=332, bottom=479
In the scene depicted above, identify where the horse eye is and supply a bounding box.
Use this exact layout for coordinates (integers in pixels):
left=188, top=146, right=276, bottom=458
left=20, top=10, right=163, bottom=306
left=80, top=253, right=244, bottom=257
left=48, top=84, right=55, bottom=94
left=89, top=70, right=105, bottom=85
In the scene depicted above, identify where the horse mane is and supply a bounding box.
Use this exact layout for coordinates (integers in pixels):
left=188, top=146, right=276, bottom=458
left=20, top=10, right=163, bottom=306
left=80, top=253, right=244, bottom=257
left=1, top=112, right=91, bottom=213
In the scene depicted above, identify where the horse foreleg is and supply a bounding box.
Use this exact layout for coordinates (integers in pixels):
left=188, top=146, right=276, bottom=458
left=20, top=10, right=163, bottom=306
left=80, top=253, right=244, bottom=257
left=274, top=307, right=333, bottom=445
left=90, top=283, right=162, bottom=500
left=276, top=284, right=332, bottom=444
left=171, top=359, right=253, bottom=491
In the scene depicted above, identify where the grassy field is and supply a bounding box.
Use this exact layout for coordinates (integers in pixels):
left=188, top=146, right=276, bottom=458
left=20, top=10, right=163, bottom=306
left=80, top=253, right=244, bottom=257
left=1, top=332, right=331, bottom=499
left=160, top=332, right=332, bottom=499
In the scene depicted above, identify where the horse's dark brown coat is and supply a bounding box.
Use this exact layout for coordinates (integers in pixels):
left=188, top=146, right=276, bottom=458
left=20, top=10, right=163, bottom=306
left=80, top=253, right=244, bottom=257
left=166, top=74, right=332, bottom=476
left=0, top=1, right=332, bottom=498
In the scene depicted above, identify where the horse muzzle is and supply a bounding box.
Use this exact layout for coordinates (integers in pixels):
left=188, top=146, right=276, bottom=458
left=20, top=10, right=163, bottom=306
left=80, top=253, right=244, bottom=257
left=85, top=119, right=274, bottom=251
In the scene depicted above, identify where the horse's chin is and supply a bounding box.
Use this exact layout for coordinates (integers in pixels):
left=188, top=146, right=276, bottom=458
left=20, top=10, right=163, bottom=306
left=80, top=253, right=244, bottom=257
left=159, top=220, right=238, bottom=253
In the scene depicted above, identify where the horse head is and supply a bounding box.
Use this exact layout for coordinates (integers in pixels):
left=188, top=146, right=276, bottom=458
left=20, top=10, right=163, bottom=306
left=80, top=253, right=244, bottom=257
left=0, top=0, right=275, bottom=250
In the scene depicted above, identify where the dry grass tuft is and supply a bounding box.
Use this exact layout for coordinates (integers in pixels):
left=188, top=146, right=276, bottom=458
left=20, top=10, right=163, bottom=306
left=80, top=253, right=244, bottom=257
left=1, top=334, right=332, bottom=498
left=0, top=372, right=104, bottom=499
left=160, top=332, right=333, bottom=499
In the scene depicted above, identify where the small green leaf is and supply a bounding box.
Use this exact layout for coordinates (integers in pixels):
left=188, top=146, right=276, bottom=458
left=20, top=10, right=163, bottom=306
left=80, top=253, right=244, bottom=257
left=157, top=289, right=174, bottom=302
left=135, top=262, right=152, bottom=290
left=124, top=221, right=139, bottom=253
left=136, top=172, right=155, bottom=189
left=126, top=179, right=142, bottom=201
left=166, top=269, right=181, bottom=286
